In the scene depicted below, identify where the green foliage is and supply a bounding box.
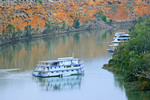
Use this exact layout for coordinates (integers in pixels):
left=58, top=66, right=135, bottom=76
left=7, top=24, right=15, bottom=39
left=38, top=0, right=43, bottom=6
left=108, top=16, right=150, bottom=90
left=62, top=20, right=66, bottom=30
left=8, top=24, right=15, bottom=33
left=66, top=26, right=72, bottom=31
left=85, top=20, right=89, bottom=24
left=101, top=15, right=107, bottom=23
left=73, top=18, right=80, bottom=29
left=24, top=25, right=33, bottom=37
left=52, top=22, right=60, bottom=31
left=108, top=19, right=113, bottom=25
left=45, top=20, right=51, bottom=30
left=16, top=28, right=22, bottom=37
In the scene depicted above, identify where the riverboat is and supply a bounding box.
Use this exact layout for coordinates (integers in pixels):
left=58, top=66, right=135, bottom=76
left=112, top=32, right=130, bottom=45
left=107, top=32, right=130, bottom=53
left=113, top=32, right=130, bottom=41
left=32, top=57, right=84, bottom=77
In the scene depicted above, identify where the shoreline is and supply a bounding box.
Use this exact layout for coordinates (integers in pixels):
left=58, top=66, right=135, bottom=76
left=0, top=24, right=112, bottom=47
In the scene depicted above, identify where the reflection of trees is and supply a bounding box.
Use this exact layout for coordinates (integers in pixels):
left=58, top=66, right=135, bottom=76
left=0, top=27, right=130, bottom=70
left=32, top=75, right=83, bottom=91
left=113, top=73, right=150, bottom=100
left=102, top=32, right=107, bottom=40
left=23, top=39, right=33, bottom=53
left=73, top=33, right=80, bottom=43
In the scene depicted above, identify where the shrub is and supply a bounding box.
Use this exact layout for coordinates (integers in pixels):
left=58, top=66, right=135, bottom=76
left=73, top=18, right=80, bottom=29
left=101, top=15, right=107, bottom=23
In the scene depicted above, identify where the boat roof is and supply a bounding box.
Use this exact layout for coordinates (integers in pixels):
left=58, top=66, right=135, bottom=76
left=39, top=58, right=81, bottom=63
left=115, top=32, right=130, bottom=36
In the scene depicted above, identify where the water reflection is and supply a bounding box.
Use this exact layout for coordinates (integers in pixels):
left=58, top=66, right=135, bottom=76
left=1, top=27, right=149, bottom=100
left=113, top=73, right=150, bottom=100
left=0, top=29, right=115, bottom=71
left=32, top=75, right=83, bottom=91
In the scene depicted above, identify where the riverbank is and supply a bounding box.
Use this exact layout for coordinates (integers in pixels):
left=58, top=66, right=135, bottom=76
left=103, top=15, right=150, bottom=92
left=0, top=21, right=113, bottom=46
left=103, top=64, right=150, bottom=92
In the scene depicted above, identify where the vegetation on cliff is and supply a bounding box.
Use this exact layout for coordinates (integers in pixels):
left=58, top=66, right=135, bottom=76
left=103, top=15, right=150, bottom=91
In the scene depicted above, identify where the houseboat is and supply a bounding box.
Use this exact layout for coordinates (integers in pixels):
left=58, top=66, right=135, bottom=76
left=113, top=32, right=130, bottom=41
left=107, top=32, right=130, bottom=53
left=32, top=57, right=84, bottom=77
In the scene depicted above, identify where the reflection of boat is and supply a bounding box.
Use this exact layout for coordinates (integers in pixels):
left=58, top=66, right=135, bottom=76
left=32, top=57, right=84, bottom=77
left=112, top=39, right=122, bottom=45
left=107, top=44, right=118, bottom=53
left=32, top=75, right=82, bottom=91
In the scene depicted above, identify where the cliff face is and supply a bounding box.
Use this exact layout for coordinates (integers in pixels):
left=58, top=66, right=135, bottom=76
left=0, top=0, right=149, bottom=33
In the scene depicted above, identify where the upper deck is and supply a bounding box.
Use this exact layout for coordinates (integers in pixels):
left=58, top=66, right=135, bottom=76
left=37, top=57, right=83, bottom=67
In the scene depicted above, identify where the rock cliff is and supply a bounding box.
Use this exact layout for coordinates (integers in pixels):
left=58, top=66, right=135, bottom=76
left=0, top=0, right=149, bottom=33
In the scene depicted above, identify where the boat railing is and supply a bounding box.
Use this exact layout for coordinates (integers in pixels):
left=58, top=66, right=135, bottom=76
left=37, top=63, right=83, bottom=68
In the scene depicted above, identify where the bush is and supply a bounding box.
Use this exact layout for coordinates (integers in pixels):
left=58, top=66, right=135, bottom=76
left=109, top=19, right=113, bottom=25
left=38, top=0, right=43, bottom=6
left=101, top=15, right=107, bottom=23
left=73, top=18, right=80, bottom=29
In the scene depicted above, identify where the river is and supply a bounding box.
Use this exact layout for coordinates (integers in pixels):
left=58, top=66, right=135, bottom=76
left=0, top=29, right=149, bottom=100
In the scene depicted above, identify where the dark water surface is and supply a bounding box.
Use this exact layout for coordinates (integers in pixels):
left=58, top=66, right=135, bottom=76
left=0, top=29, right=149, bottom=100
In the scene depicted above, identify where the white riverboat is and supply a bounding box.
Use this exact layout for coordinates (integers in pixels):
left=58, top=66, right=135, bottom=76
left=112, top=32, right=130, bottom=45
left=113, top=32, right=130, bottom=41
left=32, top=57, right=84, bottom=77
left=107, top=32, right=130, bottom=53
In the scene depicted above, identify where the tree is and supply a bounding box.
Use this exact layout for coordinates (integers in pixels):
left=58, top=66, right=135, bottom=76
left=7, top=24, right=15, bottom=39
left=73, top=18, right=80, bottom=29
left=45, top=20, right=51, bottom=30
left=38, top=0, right=43, bottom=6
left=16, top=28, right=22, bottom=37
left=62, top=20, right=66, bottom=30
left=107, top=16, right=150, bottom=90
left=101, top=15, right=107, bottom=23
left=108, top=19, right=113, bottom=25
left=24, top=25, right=33, bottom=37
left=52, top=22, right=60, bottom=31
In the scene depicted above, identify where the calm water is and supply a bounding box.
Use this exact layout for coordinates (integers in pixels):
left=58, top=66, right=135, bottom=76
left=0, top=29, right=149, bottom=100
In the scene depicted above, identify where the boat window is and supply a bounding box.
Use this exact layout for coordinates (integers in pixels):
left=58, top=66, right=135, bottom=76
left=67, top=66, right=71, bottom=68
left=72, top=70, right=74, bottom=71
left=74, top=65, right=80, bottom=67
left=52, top=62, right=58, bottom=66
left=47, top=67, right=49, bottom=70
left=51, top=71, right=53, bottom=73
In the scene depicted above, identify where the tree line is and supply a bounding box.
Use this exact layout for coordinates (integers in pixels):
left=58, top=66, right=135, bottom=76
left=106, top=14, right=150, bottom=91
